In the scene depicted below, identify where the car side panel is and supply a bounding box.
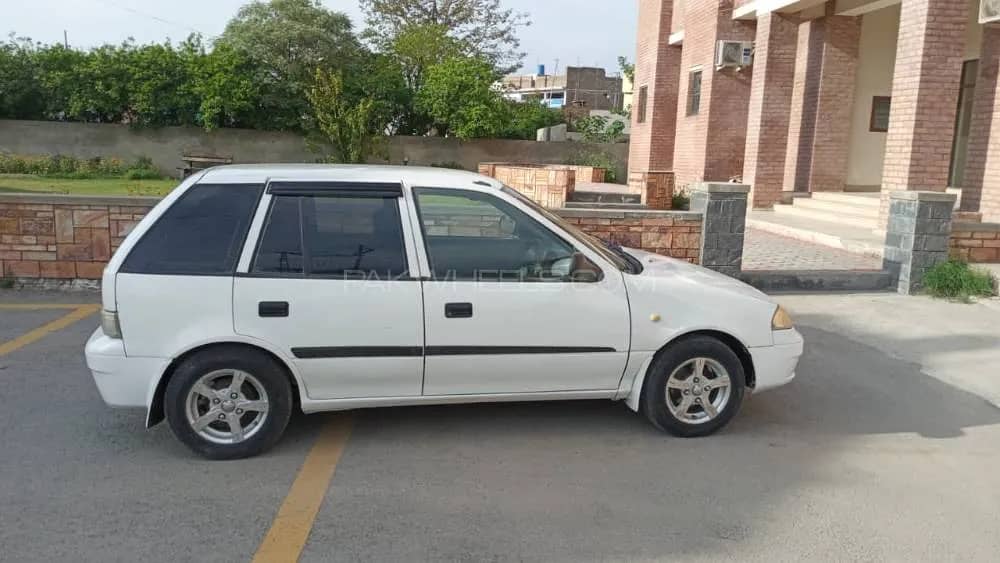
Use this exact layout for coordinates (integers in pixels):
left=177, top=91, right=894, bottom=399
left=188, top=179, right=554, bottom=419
left=116, top=274, right=236, bottom=359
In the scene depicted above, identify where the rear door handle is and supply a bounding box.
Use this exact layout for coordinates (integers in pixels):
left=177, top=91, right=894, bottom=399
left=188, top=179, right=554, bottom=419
left=444, top=302, right=473, bottom=318
left=259, top=301, right=289, bottom=317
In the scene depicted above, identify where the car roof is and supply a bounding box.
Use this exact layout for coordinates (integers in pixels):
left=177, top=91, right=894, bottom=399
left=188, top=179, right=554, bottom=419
left=198, top=164, right=502, bottom=190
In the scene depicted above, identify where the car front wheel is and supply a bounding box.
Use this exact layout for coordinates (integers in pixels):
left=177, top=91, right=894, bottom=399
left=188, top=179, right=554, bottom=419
left=641, top=335, right=746, bottom=437
left=164, top=347, right=293, bottom=459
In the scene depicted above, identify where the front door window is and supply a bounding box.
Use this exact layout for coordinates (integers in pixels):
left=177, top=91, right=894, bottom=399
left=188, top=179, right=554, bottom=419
left=413, top=188, right=578, bottom=281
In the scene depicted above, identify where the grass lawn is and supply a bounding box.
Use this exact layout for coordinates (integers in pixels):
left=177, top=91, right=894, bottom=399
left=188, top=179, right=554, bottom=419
left=0, top=174, right=177, bottom=197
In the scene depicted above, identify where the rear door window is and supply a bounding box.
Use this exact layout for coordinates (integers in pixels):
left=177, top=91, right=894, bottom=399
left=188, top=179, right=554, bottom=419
left=121, top=183, right=262, bottom=275
left=252, top=195, right=408, bottom=279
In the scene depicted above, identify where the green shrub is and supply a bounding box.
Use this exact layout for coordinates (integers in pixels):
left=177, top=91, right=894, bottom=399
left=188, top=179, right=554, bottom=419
left=0, top=277, right=14, bottom=289
left=429, top=161, right=467, bottom=170
left=671, top=192, right=690, bottom=210
left=567, top=149, right=621, bottom=184
left=922, top=259, right=996, bottom=302
left=0, top=153, right=161, bottom=179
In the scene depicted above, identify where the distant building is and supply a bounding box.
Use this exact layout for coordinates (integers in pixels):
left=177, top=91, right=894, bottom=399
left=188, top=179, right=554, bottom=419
left=500, top=66, right=625, bottom=111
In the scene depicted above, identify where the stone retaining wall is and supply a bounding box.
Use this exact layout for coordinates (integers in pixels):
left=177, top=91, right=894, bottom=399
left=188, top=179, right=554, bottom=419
left=950, top=221, right=1000, bottom=263
left=0, top=194, right=705, bottom=281
left=557, top=208, right=703, bottom=263
left=1, top=194, right=157, bottom=279
left=477, top=163, right=577, bottom=208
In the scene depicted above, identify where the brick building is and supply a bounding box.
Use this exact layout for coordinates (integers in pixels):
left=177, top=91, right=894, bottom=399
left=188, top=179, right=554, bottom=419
left=629, top=0, right=1000, bottom=225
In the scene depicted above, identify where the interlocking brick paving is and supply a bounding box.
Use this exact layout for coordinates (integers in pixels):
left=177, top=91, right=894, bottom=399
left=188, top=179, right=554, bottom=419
left=743, top=227, right=882, bottom=271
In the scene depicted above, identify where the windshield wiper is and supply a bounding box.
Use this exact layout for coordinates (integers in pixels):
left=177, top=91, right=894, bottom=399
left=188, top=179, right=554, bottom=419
left=602, top=238, right=643, bottom=274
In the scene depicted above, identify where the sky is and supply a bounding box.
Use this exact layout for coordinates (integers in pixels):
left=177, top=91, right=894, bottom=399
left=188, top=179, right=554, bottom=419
left=3, top=0, right=638, bottom=75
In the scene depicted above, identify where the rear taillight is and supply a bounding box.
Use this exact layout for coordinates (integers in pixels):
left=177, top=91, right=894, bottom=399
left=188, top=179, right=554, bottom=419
left=101, top=310, right=122, bottom=339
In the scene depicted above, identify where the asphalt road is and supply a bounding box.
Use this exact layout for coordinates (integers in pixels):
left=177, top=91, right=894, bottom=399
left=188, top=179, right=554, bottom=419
left=1, top=290, right=999, bottom=562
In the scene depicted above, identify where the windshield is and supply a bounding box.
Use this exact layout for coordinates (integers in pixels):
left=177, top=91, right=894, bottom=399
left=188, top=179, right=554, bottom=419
left=500, top=186, right=634, bottom=272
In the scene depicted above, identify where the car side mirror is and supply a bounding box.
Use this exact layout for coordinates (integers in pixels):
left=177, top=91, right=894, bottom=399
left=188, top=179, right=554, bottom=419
left=568, top=252, right=602, bottom=282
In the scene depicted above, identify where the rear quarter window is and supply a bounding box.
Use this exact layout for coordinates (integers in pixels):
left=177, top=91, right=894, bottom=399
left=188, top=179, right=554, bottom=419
left=120, top=183, right=263, bottom=275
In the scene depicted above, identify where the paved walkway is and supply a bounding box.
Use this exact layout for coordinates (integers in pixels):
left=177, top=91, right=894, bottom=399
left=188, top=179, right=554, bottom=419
left=743, top=227, right=883, bottom=271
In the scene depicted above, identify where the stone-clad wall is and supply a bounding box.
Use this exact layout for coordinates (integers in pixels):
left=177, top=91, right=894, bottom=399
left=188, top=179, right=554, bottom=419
left=0, top=194, right=157, bottom=279
left=557, top=209, right=703, bottom=263
left=0, top=194, right=705, bottom=281
left=478, top=164, right=577, bottom=208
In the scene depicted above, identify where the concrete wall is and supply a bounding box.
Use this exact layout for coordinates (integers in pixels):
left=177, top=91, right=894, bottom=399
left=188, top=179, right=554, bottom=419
left=0, top=120, right=628, bottom=181
left=845, top=4, right=899, bottom=188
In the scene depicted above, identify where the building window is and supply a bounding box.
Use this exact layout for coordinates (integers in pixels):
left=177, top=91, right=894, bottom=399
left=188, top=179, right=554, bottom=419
left=636, top=86, right=648, bottom=123
left=869, top=96, right=891, bottom=132
left=686, top=70, right=702, bottom=116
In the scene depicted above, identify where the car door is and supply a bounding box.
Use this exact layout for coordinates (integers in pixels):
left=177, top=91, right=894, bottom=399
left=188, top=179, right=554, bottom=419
left=410, top=186, right=630, bottom=396
left=233, top=181, right=424, bottom=400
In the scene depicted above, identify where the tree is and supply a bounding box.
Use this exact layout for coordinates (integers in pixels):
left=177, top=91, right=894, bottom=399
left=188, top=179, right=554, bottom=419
left=306, top=69, right=390, bottom=163
left=360, top=0, right=529, bottom=72
left=183, top=38, right=262, bottom=130
left=501, top=100, right=563, bottom=140
left=617, top=56, right=634, bottom=84
left=216, top=0, right=363, bottom=130
left=416, top=55, right=507, bottom=139
left=575, top=114, right=626, bottom=143
left=0, top=36, right=45, bottom=120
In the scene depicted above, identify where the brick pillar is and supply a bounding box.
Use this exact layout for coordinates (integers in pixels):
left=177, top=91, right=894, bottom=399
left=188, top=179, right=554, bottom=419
left=743, top=11, right=798, bottom=209
left=690, top=182, right=748, bottom=276
left=782, top=9, right=860, bottom=194
left=882, top=191, right=956, bottom=295
left=633, top=171, right=675, bottom=210
left=628, top=0, right=681, bottom=183
left=809, top=13, right=860, bottom=192
left=878, top=0, right=968, bottom=229
left=962, top=24, right=1000, bottom=221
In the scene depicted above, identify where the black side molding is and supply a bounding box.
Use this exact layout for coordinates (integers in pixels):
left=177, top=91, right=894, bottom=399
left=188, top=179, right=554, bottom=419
left=292, top=346, right=423, bottom=358
left=425, top=346, right=617, bottom=355
left=289, top=345, right=617, bottom=358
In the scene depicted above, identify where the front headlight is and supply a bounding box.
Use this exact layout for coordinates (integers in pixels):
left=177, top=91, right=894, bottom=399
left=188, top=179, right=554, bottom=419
left=771, top=305, right=794, bottom=330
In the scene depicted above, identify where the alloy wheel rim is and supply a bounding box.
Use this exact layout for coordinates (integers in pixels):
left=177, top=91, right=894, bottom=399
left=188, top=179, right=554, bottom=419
left=665, top=357, right=732, bottom=424
left=185, top=369, right=269, bottom=444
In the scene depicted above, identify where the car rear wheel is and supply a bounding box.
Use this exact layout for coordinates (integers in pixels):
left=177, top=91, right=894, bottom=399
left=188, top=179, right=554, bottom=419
left=641, top=335, right=746, bottom=437
left=165, top=347, right=293, bottom=459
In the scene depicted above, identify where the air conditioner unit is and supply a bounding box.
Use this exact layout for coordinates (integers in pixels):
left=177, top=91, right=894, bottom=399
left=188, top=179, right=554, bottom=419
left=981, top=0, right=1000, bottom=23
left=715, top=40, right=754, bottom=68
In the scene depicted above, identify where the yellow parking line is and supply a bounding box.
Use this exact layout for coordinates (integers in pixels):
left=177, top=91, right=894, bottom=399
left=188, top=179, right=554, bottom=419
left=253, top=414, right=354, bottom=563
left=0, top=304, right=100, bottom=357
left=0, top=303, right=97, bottom=310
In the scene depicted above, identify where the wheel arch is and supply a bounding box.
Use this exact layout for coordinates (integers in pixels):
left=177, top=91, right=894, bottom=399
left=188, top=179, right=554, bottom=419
left=146, top=340, right=302, bottom=428
left=624, top=329, right=756, bottom=412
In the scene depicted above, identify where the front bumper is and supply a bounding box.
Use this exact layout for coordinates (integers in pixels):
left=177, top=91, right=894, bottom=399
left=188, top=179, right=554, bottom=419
left=85, top=328, right=168, bottom=408
left=748, top=328, right=804, bottom=393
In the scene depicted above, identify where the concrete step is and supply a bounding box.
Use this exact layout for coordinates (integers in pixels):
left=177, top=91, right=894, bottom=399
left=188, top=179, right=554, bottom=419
left=564, top=201, right=646, bottom=210
left=792, top=197, right=880, bottom=219
left=810, top=192, right=881, bottom=208
left=571, top=190, right=641, bottom=204
left=747, top=210, right=884, bottom=259
left=772, top=204, right=877, bottom=230
left=739, top=270, right=892, bottom=292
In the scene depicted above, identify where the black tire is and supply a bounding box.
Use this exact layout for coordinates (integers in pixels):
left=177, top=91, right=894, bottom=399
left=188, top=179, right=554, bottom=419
left=641, top=335, right=746, bottom=437
left=164, top=346, right=293, bottom=460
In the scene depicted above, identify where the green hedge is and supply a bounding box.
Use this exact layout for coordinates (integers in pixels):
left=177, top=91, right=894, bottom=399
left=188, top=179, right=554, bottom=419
left=0, top=153, right=162, bottom=180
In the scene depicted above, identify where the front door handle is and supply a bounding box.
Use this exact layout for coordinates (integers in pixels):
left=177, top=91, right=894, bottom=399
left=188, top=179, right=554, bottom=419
left=259, top=301, right=289, bottom=317
left=444, top=302, right=473, bottom=318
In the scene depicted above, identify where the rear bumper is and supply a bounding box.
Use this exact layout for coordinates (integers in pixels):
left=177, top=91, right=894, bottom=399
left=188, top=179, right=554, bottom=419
left=749, top=328, right=804, bottom=393
left=85, top=328, right=168, bottom=408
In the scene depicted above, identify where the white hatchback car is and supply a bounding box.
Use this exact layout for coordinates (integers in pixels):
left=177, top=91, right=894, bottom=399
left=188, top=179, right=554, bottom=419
left=86, top=165, right=803, bottom=459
